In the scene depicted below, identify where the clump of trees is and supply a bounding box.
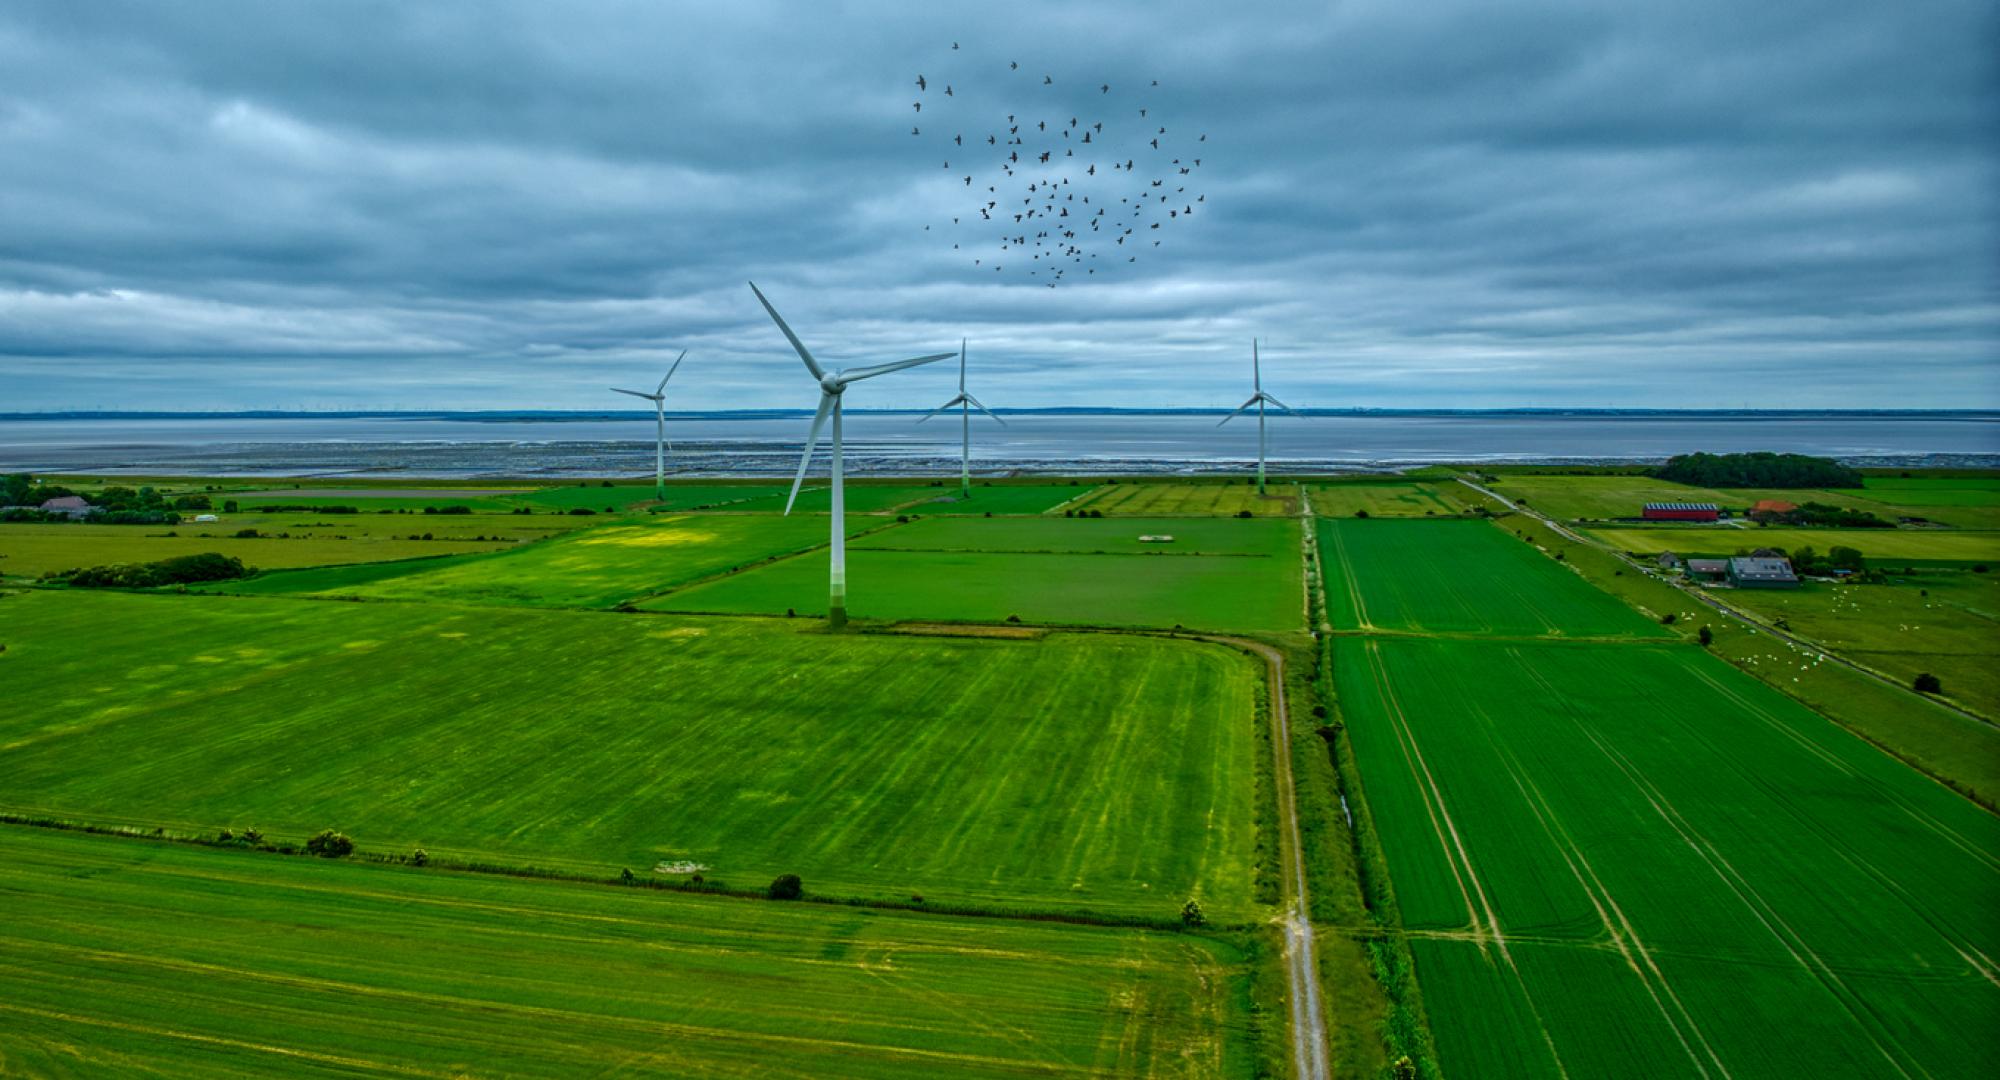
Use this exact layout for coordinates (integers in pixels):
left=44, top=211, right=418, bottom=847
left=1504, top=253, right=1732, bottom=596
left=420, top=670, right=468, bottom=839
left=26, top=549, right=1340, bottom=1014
left=1784, top=545, right=1867, bottom=576
left=1756, top=502, right=1892, bottom=529
left=1655, top=452, right=1861, bottom=489
left=305, top=829, right=354, bottom=857
left=1180, top=898, right=1207, bottom=927
left=767, top=873, right=803, bottom=900
left=1914, top=673, right=1943, bottom=694
left=51, top=552, right=250, bottom=589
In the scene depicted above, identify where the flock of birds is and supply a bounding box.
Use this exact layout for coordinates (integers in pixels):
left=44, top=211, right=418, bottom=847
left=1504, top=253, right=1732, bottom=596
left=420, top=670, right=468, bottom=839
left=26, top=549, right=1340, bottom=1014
left=908, top=46, right=1209, bottom=287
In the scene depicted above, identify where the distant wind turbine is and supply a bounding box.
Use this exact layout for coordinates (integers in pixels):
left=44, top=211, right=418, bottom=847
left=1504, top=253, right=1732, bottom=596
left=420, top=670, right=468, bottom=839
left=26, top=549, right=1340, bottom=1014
left=750, top=282, right=954, bottom=628
left=918, top=340, right=1004, bottom=499
left=1218, top=339, right=1295, bottom=495
left=610, top=349, right=687, bottom=501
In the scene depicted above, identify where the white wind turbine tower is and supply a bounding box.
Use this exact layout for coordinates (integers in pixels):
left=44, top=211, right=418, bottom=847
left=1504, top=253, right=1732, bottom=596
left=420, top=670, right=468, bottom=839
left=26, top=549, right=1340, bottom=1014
left=750, top=281, right=955, bottom=628
left=918, top=340, right=1004, bottom=500
left=610, top=349, right=688, bottom=501
left=1218, top=339, right=1296, bottom=495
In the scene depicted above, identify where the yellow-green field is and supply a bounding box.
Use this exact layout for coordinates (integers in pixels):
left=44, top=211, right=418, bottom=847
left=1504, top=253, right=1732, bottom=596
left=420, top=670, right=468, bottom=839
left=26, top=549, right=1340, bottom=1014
left=1075, top=482, right=1297, bottom=516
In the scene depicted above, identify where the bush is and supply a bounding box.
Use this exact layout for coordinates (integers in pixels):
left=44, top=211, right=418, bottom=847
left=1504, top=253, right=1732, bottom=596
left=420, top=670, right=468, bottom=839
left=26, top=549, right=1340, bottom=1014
left=306, top=829, right=354, bottom=858
left=63, top=552, right=249, bottom=589
left=1354, top=509, right=1369, bottom=518
left=568, top=508, right=597, bottom=516
left=768, top=873, right=803, bottom=900
left=223, top=499, right=239, bottom=512
left=1234, top=510, right=1252, bottom=519
left=1698, top=625, right=1713, bottom=646
left=1914, top=672, right=1943, bottom=694
left=1660, top=612, right=1677, bottom=625
left=411, top=848, right=429, bottom=867
left=1180, top=898, right=1207, bottom=927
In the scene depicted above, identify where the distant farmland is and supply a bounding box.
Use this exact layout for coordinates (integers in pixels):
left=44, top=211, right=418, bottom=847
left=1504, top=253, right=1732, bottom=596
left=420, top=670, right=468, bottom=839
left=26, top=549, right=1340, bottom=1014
left=653, top=516, right=1305, bottom=631
left=1337, top=636, right=2000, bottom=1077
left=1589, top=525, right=2000, bottom=565
left=0, top=591, right=1261, bottom=921
left=0, top=826, right=1257, bottom=1078
left=1318, top=518, right=1671, bottom=637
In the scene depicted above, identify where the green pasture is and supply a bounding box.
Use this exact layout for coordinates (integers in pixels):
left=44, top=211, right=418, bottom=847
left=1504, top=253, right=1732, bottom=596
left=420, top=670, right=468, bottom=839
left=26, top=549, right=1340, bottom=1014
left=651, top=548, right=1303, bottom=631
left=230, top=492, right=526, bottom=512
left=1491, top=473, right=2000, bottom=529
left=211, top=512, right=858, bottom=608
left=1301, top=480, right=1465, bottom=518
left=1495, top=512, right=2000, bottom=805
left=1336, top=635, right=2000, bottom=1078
left=856, top=514, right=1298, bottom=557
left=0, top=826, right=1257, bottom=1079
left=653, top=516, right=1304, bottom=631
left=0, top=591, right=1261, bottom=920
left=1317, top=518, right=1669, bottom=638
left=896, top=483, right=1100, bottom=515
left=0, top=523, right=523, bottom=579
left=730, top=484, right=944, bottom=514
left=1075, top=482, right=1297, bottom=517
left=1717, top=573, right=2000, bottom=718
left=1589, top=525, right=2000, bottom=565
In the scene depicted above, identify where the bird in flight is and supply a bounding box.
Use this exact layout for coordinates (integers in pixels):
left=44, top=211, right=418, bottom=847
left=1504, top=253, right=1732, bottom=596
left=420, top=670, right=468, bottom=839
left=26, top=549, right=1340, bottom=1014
left=916, top=75, right=926, bottom=91
left=1010, top=60, right=1018, bottom=70
left=913, top=101, right=921, bottom=112
left=1100, top=84, right=1110, bottom=93
left=1043, top=75, right=1053, bottom=84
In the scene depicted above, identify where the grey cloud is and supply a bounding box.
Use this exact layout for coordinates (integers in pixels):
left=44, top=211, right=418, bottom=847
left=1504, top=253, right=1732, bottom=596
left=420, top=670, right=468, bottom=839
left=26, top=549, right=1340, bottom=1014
left=0, top=0, right=1994, bottom=412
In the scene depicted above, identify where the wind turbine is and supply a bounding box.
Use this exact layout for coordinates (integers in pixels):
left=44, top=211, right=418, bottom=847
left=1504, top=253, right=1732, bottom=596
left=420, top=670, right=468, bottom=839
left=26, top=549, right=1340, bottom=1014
left=918, top=340, right=1004, bottom=499
left=610, top=349, right=687, bottom=501
left=1218, top=339, right=1295, bottom=495
left=750, top=281, right=955, bottom=628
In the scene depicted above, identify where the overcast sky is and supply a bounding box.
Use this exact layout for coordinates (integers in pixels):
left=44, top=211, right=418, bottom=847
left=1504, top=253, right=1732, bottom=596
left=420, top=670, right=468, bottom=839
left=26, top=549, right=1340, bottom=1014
left=1, top=0, right=1995, bottom=411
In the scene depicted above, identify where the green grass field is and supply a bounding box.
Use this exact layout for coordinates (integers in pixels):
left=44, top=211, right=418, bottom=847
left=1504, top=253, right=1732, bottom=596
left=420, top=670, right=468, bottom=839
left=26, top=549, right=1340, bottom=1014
left=0, top=825, right=1257, bottom=1078
left=1491, top=473, right=2000, bottom=530
left=513, top=483, right=775, bottom=511
left=899, top=483, right=1100, bottom=515
left=0, top=590, right=1260, bottom=921
left=651, top=516, right=1305, bottom=631
left=210, top=513, right=861, bottom=608
left=1075, top=483, right=1297, bottom=517
left=1716, top=572, right=2000, bottom=718
left=1336, top=636, right=2000, bottom=1078
left=1588, top=525, right=2000, bottom=565
left=731, top=485, right=947, bottom=514
left=0, top=523, right=529, bottom=579
left=1302, top=480, right=1465, bottom=518
left=1317, top=518, right=1670, bottom=638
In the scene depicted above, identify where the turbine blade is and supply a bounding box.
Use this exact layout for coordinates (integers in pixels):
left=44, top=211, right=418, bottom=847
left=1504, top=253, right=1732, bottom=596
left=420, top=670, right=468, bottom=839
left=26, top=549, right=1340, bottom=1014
left=1263, top=393, right=1297, bottom=415
left=748, top=282, right=826, bottom=381
left=1217, top=397, right=1258, bottom=427
left=785, top=392, right=834, bottom=514
left=610, top=388, right=656, bottom=399
left=964, top=394, right=1006, bottom=425
left=840, top=352, right=956, bottom=382
left=917, top=396, right=965, bottom=423
left=657, top=349, right=688, bottom=394
left=1252, top=339, right=1261, bottom=393
left=959, top=339, right=967, bottom=392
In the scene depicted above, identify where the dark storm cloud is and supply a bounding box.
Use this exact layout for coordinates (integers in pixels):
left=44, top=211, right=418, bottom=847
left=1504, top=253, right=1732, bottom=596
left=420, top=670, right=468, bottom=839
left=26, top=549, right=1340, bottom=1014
left=0, top=0, right=1993, bottom=410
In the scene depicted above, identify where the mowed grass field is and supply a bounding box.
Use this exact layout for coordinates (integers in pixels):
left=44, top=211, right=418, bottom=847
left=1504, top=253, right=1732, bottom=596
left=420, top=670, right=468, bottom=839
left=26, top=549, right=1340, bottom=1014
left=1491, top=473, right=2000, bottom=530
left=1718, top=572, right=2000, bottom=717
left=1076, top=482, right=1297, bottom=517
left=0, top=591, right=1260, bottom=920
left=0, top=826, right=1256, bottom=1079
left=651, top=516, right=1305, bottom=631
left=1589, top=525, right=2000, bottom=565
left=902, top=483, right=1100, bottom=515
left=1337, top=636, right=2000, bottom=1078
left=1302, top=479, right=1465, bottom=518
left=210, top=513, right=859, bottom=608
left=1318, top=518, right=1670, bottom=638
left=0, top=525, right=513, bottom=578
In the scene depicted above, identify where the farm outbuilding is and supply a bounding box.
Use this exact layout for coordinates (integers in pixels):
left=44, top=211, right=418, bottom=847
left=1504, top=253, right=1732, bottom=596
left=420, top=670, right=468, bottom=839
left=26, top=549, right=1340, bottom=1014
left=1728, top=556, right=1800, bottom=588
left=1642, top=502, right=1719, bottom=522
left=1685, top=558, right=1729, bottom=582
left=38, top=495, right=93, bottom=518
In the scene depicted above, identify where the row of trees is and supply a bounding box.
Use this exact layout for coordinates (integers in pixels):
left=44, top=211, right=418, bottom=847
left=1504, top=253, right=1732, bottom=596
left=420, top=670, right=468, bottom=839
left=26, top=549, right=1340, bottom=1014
left=48, top=552, right=252, bottom=589
left=1656, top=451, right=1863, bottom=489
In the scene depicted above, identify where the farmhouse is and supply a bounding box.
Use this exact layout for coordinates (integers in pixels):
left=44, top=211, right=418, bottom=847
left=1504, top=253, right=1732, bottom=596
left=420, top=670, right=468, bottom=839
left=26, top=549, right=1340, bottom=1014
left=1643, top=502, right=1719, bottom=522
left=1685, top=558, right=1729, bottom=582
left=39, top=495, right=93, bottom=518
left=1656, top=552, right=1684, bottom=571
left=1728, top=556, right=1800, bottom=588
